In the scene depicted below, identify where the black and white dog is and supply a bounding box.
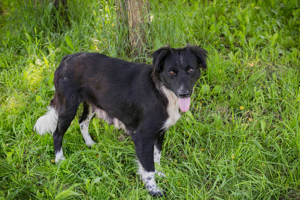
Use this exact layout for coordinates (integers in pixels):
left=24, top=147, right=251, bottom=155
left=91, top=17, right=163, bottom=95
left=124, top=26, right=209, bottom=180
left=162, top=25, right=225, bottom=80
left=34, top=45, right=207, bottom=197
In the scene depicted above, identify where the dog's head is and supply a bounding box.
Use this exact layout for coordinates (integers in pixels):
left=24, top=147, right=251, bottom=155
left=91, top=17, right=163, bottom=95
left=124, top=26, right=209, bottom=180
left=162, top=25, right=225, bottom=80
left=152, top=45, right=208, bottom=112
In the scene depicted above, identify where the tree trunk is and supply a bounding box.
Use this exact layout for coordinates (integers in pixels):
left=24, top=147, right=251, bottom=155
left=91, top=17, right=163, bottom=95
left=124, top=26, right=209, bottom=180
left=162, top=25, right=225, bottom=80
left=115, top=0, right=149, bottom=56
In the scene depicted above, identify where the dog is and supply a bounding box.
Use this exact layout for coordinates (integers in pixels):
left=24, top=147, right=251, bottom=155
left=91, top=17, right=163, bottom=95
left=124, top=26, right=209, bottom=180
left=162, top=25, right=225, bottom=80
left=34, top=45, right=208, bottom=197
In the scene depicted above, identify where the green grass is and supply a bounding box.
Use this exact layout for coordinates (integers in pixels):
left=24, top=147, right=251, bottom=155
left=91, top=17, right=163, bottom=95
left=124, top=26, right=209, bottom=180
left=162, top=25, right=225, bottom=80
left=0, top=0, right=300, bottom=199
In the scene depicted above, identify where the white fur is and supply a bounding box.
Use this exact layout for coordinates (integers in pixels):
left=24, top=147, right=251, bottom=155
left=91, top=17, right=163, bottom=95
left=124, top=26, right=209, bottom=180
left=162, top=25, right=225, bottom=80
left=34, top=106, right=58, bottom=135
left=137, top=160, right=163, bottom=195
left=156, top=171, right=166, bottom=178
left=55, top=148, right=65, bottom=163
left=154, top=146, right=166, bottom=177
left=154, top=145, right=161, bottom=164
left=161, top=86, right=181, bottom=130
left=80, top=105, right=96, bottom=146
left=95, top=108, right=126, bottom=131
left=112, top=118, right=126, bottom=130
left=95, top=108, right=111, bottom=123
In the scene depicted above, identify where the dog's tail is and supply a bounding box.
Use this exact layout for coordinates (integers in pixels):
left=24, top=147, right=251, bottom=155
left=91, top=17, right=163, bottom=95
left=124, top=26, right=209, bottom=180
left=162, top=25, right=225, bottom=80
left=34, top=106, right=58, bottom=135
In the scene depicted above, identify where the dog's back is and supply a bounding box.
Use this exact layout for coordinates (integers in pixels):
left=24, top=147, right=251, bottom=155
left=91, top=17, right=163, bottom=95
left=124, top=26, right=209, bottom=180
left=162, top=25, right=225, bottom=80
left=52, top=53, right=166, bottom=129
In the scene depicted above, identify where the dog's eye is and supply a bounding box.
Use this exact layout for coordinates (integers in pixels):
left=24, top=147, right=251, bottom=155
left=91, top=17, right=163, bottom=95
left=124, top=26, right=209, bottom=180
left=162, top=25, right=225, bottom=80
left=169, top=71, right=176, bottom=75
left=187, top=68, right=194, bottom=73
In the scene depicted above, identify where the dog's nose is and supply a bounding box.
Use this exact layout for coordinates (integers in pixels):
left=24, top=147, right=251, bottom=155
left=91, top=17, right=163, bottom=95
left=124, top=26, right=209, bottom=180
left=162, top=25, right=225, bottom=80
left=178, top=90, right=190, bottom=98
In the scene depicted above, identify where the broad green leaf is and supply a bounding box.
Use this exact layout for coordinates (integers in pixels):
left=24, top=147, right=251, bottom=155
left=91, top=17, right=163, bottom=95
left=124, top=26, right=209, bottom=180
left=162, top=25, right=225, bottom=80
left=60, top=46, right=73, bottom=54
left=271, top=33, right=278, bottom=47
left=260, top=120, right=266, bottom=133
left=36, top=95, right=45, bottom=105
left=185, top=110, right=195, bottom=122
left=55, top=190, right=81, bottom=200
left=0, top=58, right=5, bottom=68
left=65, top=35, right=74, bottom=50
left=253, top=140, right=263, bottom=150
left=91, top=177, right=101, bottom=184
left=25, top=32, right=32, bottom=43
left=154, top=38, right=163, bottom=50
left=296, top=94, right=300, bottom=102
left=228, top=51, right=234, bottom=60
left=36, top=190, right=44, bottom=198
left=36, top=95, right=42, bottom=103
left=6, top=31, right=10, bottom=38
left=202, top=84, right=210, bottom=94
left=212, top=85, right=223, bottom=94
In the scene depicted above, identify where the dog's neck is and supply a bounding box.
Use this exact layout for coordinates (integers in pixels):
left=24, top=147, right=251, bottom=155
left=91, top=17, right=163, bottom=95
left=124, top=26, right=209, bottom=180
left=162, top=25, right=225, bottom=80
left=153, top=81, right=181, bottom=130
left=160, top=86, right=181, bottom=130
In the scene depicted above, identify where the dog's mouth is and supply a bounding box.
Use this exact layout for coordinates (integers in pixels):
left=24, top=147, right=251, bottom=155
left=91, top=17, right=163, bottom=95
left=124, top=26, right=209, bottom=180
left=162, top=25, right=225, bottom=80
left=178, top=97, right=191, bottom=112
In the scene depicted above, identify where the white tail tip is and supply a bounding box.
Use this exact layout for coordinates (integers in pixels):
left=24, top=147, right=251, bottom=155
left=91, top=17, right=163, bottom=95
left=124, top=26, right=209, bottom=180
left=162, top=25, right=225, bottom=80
left=34, top=106, right=58, bottom=135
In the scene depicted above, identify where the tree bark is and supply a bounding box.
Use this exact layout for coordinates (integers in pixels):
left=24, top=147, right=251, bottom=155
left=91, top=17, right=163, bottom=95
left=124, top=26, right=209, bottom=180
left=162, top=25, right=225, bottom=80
left=115, top=0, right=149, bottom=56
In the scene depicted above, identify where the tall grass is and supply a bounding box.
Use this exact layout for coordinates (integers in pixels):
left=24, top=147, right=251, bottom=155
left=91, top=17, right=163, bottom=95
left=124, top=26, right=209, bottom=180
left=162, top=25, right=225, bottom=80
left=0, top=0, right=299, bottom=199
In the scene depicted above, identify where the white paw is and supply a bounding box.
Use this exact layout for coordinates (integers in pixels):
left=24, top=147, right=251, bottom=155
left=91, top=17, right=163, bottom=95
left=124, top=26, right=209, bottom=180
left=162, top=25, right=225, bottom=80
left=85, top=139, right=96, bottom=147
left=156, top=171, right=166, bottom=178
left=147, top=185, right=165, bottom=197
left=55, top=156, right=65, bottom=163
left=55, top=149, right=65, bottom=163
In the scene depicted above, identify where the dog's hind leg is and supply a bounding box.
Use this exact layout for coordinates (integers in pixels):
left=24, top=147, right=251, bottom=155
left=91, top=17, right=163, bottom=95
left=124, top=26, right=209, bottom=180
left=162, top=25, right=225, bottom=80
left=79, top=102, right=96, bottom=147
left=53, top=98, right=80, bottom=163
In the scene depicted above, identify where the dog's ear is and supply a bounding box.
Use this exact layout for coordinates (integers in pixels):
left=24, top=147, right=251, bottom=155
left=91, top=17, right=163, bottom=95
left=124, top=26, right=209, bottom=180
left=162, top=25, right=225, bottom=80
left=188, top=46, right=208, bottom=69
left=152, top=47, right=171, bottom=73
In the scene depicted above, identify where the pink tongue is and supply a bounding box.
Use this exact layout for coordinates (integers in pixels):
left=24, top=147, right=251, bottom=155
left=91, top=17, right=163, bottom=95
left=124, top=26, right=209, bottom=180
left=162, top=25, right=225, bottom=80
left=178, top=98, right=191, bottom=112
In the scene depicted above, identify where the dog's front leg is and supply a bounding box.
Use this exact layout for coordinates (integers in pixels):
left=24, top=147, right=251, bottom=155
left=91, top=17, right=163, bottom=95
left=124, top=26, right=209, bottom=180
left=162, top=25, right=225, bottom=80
left=133, top=133, right=165, bottom=197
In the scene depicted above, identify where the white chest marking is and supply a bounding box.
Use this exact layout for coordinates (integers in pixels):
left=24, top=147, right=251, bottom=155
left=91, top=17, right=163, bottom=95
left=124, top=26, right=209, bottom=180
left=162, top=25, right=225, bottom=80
left=161, top=86, right=181, bottom=130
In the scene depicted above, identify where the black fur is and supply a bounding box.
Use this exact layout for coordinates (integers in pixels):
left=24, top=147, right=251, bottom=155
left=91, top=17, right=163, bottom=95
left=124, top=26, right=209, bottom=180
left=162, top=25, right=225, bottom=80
left=40, top=45, right=207, bottom=196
